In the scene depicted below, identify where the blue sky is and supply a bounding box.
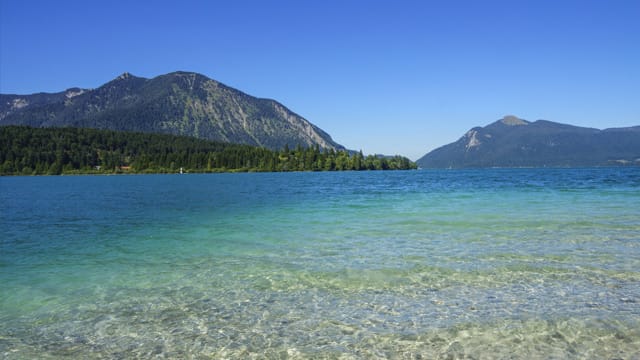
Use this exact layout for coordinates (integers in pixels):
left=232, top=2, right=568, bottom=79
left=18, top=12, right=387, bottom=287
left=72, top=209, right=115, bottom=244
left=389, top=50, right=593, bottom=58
left=1, top=0, right=639, bottom=159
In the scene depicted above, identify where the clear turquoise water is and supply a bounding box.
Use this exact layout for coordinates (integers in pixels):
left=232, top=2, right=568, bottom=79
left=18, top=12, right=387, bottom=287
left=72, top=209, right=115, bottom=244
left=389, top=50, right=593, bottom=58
left=1, top=169, right=639, bottom=358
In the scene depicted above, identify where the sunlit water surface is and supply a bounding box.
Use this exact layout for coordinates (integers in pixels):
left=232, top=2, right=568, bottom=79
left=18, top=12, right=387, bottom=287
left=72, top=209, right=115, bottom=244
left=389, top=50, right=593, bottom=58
left=1, top=169, right=639, bottom=358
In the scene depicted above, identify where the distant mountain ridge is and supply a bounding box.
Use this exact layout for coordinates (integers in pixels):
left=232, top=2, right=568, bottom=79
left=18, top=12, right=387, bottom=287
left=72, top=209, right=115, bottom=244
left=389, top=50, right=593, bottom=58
left=417, top=116, right=640, bottom=168
left=0, top=71, right=344, bottom=151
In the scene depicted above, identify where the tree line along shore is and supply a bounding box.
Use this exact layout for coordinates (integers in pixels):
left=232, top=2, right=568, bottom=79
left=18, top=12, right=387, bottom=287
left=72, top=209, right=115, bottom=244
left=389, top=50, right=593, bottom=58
left=0, top=126, right=417, bottom=175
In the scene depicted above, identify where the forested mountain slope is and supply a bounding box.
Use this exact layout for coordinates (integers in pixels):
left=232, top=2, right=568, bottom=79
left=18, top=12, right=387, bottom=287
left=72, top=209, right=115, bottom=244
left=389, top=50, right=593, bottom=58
left=417, top=116, right=640, bottom=168
left=1, top=71, right=344, bottom=151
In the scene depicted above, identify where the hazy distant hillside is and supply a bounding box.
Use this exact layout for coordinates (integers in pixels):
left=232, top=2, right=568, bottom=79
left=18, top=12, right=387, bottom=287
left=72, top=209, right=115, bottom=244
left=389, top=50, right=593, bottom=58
left=417, top=116, right=640, bottom=168
left=0, top=71, right=344, bottom=151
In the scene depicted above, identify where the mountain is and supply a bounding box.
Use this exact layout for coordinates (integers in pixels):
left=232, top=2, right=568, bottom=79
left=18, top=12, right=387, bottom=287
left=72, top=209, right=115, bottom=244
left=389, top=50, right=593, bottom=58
left=0, top=71, right=344, bottom=151
left=417, top=115, right=640, bottom=168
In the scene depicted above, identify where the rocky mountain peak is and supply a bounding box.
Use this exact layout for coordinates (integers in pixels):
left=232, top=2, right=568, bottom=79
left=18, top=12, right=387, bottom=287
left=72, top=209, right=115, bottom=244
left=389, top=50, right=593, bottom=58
left=417, top=117, right=640, bottom=168
left=117, top=72, right=132, bottom=80
left=0, top=71, right=345, bottom=151
left=501, top=115, right=528, bottom=126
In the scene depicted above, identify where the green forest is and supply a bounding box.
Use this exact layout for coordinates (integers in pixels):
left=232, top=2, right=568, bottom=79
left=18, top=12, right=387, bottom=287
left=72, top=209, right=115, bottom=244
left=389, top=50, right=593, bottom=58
left=0, top=126, right=417, bottom=175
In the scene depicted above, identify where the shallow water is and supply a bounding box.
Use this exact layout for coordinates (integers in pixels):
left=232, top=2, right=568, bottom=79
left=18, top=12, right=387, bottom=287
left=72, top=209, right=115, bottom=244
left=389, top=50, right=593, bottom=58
left=1, top=168, right=639, bottom=358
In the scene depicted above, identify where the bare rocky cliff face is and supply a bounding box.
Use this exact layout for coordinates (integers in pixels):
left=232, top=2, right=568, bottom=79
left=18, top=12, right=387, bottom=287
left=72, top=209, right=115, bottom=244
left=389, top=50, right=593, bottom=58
left=0, top=71, right=345, bottom=151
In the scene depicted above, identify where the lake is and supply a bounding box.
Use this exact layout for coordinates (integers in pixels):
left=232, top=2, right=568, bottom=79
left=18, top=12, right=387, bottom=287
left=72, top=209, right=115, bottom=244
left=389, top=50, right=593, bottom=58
left=1, top=168, right=639, bottom=358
